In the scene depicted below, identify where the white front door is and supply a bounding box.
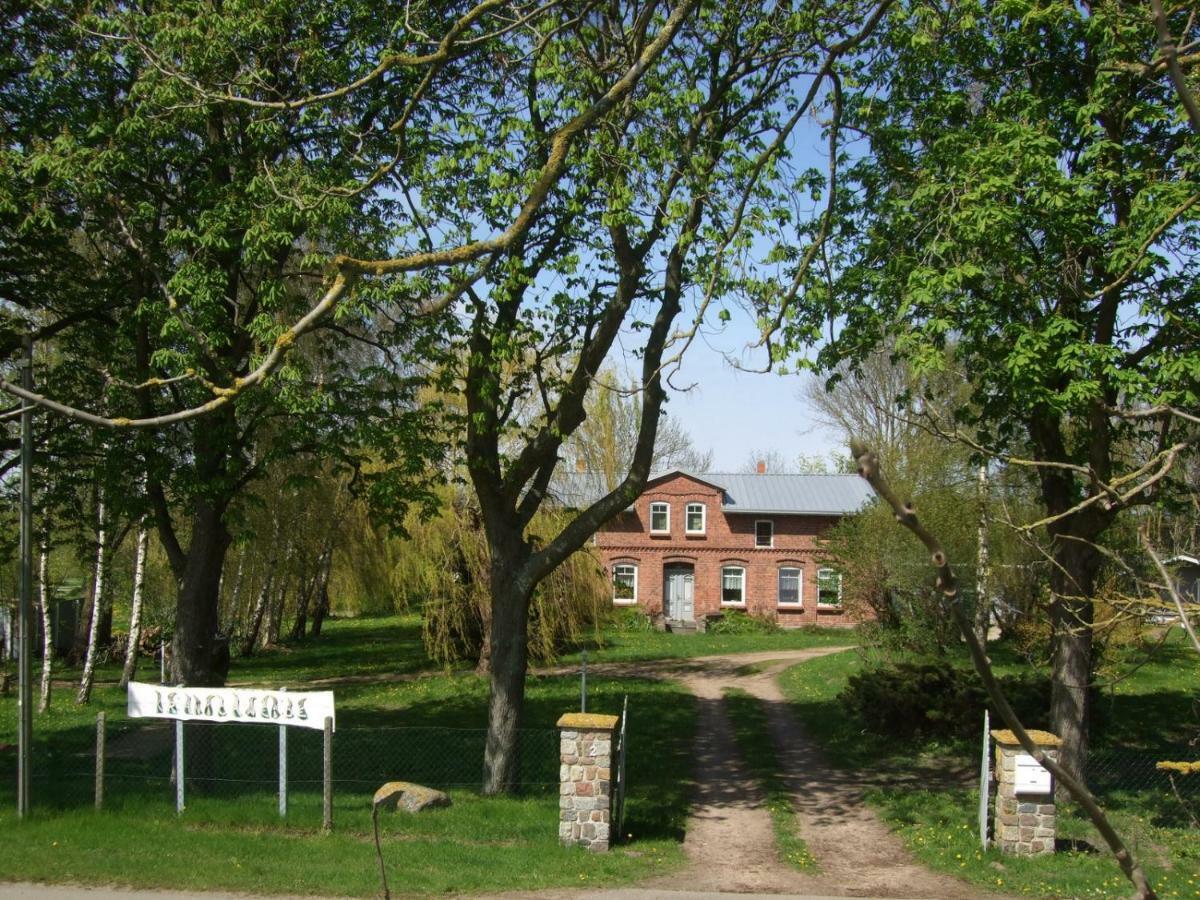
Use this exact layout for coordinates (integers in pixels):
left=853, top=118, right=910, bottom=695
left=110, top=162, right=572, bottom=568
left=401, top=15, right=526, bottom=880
left=664, top=565, right=695, bottom=622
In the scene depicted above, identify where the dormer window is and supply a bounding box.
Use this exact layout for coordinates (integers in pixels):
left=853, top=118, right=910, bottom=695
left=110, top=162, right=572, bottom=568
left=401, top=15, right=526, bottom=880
left=685, top=503, right=706, bottom=534
left=650, top=502, right=670, bottom=534
left=755, top=520, right=774, bottom=548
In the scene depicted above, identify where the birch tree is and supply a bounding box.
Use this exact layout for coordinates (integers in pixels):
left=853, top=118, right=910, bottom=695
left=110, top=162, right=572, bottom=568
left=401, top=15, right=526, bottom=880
left=119, top=521, right=150, bottom=690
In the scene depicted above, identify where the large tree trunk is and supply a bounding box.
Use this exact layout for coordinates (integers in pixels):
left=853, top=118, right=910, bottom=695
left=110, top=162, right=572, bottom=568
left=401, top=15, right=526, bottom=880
left=120, top=523, right=150, bottom=690
left=171, top=502, right=232, bottom=686
left=77, top=496, right=111, bottom=704
left=1049, top=539, right=1101, bottom=785
left=38, top=536, right=52, bottom=713
left=482, top=580, right=532, bottom=795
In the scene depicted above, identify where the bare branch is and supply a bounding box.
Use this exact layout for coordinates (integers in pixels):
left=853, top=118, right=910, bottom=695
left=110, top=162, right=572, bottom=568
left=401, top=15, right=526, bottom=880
left=1150, top=0, right=1200, bottom=132
left=1142, top=531, right=1200, bottom=656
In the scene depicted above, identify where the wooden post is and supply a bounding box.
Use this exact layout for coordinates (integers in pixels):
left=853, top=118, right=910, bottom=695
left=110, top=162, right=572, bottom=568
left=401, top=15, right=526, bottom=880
left=322, top=716, right=333, bottom=833
left=95, top=711, right=106, bottom=811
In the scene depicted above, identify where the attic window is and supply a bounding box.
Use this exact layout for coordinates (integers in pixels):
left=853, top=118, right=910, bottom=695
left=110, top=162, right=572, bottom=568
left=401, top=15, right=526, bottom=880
left=650, top=502, right=670, bottom=534
left=686, top=503, right=706, bottom=534
left=755, top=520, right=774, bottom=548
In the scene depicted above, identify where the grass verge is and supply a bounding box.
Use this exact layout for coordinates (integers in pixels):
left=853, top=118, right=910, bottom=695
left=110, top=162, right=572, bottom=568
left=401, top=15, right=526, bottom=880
left=722, top=688, right=816, bottom=871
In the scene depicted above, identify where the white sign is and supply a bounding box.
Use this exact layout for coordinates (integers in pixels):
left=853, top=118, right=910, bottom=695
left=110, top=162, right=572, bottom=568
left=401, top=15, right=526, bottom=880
left=127, top=682, right=335, bottom=731
left=1014, top=753, right=1052, bottom=794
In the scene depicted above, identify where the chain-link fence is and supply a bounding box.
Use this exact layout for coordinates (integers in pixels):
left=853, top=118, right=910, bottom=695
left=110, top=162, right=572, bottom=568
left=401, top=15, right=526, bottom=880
left=1084, top=747, right=1200, bottom=826
left=28, top=719, right=560, bottom=827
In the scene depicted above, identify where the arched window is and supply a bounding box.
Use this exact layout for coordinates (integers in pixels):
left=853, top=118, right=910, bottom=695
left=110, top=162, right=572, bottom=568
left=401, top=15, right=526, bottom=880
left=613, top=563, right=638, bottom=604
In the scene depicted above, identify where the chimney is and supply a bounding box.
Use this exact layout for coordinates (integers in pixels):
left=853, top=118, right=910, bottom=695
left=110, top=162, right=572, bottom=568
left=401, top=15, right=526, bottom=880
left=756, top=459, right=766, bottom=475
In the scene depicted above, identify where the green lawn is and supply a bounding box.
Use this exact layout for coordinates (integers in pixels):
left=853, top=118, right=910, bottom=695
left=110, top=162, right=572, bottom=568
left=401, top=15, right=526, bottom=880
left=0, top=615, right=697, bottom=896
left=563, top=621, right=858, bottom=664
left=777, top=634, right=1200, bottom=899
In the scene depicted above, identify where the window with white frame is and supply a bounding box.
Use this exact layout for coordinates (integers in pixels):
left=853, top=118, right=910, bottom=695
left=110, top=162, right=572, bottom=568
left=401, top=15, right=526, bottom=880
left=755, top=520, right=774, bottom=548
left=817, top=567, right=843, bottom=606
left=649, top=502, right=670, bottom=534
left=721, top=566, right=746, bottom=605
left=778, top=567, right=802, bottom=605
left=613, top=563, right=638, bottom=604
left=685, top=503, right=706, bottom=534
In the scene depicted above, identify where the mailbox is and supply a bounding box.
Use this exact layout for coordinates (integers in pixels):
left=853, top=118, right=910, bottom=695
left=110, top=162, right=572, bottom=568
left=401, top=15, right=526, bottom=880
left=1014, top=753, right=1053, bottom=795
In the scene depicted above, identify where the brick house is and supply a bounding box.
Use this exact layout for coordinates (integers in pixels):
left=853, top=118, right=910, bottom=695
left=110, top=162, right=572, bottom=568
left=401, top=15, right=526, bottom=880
left=569, top=470, right=875, bottom=628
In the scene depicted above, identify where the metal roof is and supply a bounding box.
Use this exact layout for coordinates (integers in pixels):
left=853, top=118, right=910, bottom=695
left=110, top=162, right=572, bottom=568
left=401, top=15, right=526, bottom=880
left=549, top=470, right=875, bottom=515
left=708, top=472, right=876, bottom=515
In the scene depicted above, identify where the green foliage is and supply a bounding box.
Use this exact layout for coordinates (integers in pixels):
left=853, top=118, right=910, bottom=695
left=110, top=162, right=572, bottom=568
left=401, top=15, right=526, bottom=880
left=786, top=0, right=1199, bottom=770
left=839, top=660, right=1049, bottom=741
left=606, top=606, right=657, bottom=634
left=707, top=610, right=782, bottom=636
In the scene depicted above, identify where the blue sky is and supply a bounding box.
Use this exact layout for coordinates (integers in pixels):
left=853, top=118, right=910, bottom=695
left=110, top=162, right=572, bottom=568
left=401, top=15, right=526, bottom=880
left=664, top=324, right=843, bottom=472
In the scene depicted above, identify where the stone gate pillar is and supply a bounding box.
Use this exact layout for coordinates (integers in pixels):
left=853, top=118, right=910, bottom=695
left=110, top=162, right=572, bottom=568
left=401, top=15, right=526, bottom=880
left=557, top=712, right=617, bottom=851
left=992, top=729, right=1060, bottom=856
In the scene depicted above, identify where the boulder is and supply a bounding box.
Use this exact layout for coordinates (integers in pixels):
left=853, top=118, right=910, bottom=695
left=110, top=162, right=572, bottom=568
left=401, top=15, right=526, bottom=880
left=372, top=781, right=451, bottom=813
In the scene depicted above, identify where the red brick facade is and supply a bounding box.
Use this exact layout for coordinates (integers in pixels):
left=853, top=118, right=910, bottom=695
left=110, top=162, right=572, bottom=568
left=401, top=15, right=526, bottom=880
left=595, top=473, right=860, bottom=627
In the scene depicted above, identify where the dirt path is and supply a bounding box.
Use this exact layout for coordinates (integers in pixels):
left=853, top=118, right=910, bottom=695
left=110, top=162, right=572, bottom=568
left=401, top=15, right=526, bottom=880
left=626, top=648, right=1008, bottom=900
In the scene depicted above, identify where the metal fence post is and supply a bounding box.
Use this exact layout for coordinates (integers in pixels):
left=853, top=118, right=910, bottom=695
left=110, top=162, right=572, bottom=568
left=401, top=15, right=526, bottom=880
left=279, top=689, right=288, bottom=819
left=175, top=719, right=185, bottom=814
left=615, top=695, right=628, bottom=842
left=581, top=650, right=587, bottom=713
left=322, top=716, right=333, bottom=833
left=17, top=340, right=34, bottom=818
left=979, top=709, right=991, bottom=851
left=95, top=711, right=106, bottom=811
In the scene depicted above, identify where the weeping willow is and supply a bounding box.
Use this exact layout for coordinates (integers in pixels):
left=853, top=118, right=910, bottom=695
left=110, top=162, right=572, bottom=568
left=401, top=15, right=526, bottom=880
left=413, top=490, right=608, bottom=669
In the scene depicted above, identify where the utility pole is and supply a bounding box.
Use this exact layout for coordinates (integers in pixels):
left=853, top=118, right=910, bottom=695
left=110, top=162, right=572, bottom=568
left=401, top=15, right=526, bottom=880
left=18, top=337, right=34, bottom=817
